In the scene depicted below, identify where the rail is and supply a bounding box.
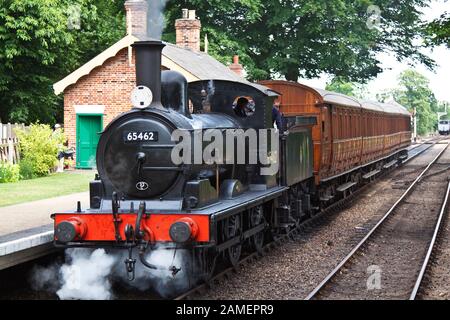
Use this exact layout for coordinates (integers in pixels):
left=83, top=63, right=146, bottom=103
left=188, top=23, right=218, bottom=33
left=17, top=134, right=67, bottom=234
left=410, top=181, right=450, bottom=300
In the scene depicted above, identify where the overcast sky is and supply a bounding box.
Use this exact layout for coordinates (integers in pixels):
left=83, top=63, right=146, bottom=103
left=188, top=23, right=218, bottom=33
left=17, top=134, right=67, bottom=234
left=300, top=0, right=450, bottom=102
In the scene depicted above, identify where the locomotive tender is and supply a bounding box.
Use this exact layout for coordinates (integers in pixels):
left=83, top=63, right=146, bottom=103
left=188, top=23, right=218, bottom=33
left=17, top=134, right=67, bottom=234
left=52, top=40, right=411, bottom=283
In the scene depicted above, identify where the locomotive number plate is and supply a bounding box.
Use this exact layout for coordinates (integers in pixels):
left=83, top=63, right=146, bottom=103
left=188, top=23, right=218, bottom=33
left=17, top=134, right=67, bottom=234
left=123, top=131, right=159, bottom=143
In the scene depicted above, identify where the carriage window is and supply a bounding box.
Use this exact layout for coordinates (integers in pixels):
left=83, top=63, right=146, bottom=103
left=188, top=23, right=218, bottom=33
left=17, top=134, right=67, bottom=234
left=233, top=96, right=256, bottom=117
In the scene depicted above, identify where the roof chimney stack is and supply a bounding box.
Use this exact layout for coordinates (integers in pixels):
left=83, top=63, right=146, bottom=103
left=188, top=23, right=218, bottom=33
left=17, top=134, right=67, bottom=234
left=229, top=55, right=244, bottom=77
left=125, top=0, right=148, bottom=37
left=175, top=9, right=201, bottom=52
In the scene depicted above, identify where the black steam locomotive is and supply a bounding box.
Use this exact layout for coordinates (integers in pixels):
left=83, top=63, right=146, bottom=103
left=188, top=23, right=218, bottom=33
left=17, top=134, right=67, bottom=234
left=53, top=40, right=316, bottom=282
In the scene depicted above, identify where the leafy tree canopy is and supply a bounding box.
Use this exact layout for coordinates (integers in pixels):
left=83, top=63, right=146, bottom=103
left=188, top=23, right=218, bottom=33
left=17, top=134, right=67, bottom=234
left=325, top=77, right=368, bottom=98
left=0, top=0, right=440, bottom=124
left=426, top=11, right=450, bottom=48
left=0, top=0, right=125, bottom=125
left=392, top=70, right=438, bottom=135
left=165, top=0, right=435, bottom=82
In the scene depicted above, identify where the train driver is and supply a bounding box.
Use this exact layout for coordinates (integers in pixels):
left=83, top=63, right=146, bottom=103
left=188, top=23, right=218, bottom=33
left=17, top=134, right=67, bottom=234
left=272, top=101, right=285, bottom=131
left=234, top=97, right=250, bottom=117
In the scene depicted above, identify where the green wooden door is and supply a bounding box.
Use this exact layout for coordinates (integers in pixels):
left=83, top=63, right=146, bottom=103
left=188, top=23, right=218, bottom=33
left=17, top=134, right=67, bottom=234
left=76, top=115, right=102, bottom=169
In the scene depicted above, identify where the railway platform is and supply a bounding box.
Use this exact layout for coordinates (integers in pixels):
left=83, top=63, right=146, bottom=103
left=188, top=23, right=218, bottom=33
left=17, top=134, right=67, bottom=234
left=0, top=192, right=89, bottom=270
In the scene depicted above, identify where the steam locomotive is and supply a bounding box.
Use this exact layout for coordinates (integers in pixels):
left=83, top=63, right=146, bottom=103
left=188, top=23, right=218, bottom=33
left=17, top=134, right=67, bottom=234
left=52, top=39, right=411, bottom=285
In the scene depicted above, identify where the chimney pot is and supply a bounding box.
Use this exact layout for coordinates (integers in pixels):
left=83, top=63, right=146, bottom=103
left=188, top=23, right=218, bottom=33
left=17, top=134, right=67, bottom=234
left=182, top=8, right=189, bottom=19
left=229, top=55, right=244, bottom=77
left=188, top=10, right=196, bottom=20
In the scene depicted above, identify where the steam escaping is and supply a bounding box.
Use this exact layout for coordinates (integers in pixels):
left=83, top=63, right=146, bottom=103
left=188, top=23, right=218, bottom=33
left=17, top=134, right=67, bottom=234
left=31, top=263, right=61, bottom=293
left=30, top=247, right=193, bottom=299
left=207, top=80, right=215, bottom=96
left=113, top=246, right=192, bottom=298
left=57, top=249, right=118, bottom=300
left=147, top=0, right=168, bottom=40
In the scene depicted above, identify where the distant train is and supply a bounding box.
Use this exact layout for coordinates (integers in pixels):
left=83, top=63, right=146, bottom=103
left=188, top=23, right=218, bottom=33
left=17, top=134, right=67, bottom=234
left=438, top=120, right=450, bottom=135
left=52, top=39, right=412, bottom=289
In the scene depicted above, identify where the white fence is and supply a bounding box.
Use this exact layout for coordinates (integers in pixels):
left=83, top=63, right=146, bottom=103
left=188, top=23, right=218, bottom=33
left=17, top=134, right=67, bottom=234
left=0, top=138, right=20, bottom=164
left=0, top=123, right=26, bottom=165
left=0, top=123, right=26, bottom=140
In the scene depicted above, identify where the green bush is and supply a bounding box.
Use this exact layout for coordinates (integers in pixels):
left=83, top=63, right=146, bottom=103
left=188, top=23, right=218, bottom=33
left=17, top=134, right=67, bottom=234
left=19, top=158, right=36, bottom=180
left=15, top=124, right=66, bottom=177
left=0, top=163, right=20, bottom=183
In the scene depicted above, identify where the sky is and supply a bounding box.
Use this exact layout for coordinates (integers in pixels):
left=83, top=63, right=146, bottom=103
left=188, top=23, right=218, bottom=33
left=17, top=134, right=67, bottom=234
left=300, top=0, right=450, bottom=103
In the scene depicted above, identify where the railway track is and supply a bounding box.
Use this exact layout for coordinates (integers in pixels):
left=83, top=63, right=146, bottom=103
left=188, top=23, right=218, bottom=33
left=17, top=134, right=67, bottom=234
left=305, top=143, right=450, bottom=300
left=174, top=141, right=444, bottom=300
left=0, top=139, right=444, bottom=300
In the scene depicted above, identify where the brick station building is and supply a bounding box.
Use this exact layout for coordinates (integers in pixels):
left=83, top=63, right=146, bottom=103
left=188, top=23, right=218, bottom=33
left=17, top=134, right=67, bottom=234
left=54, top=0, right=244, bottom=169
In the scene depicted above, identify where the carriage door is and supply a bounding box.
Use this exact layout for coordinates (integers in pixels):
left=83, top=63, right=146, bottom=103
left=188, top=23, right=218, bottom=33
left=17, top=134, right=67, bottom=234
left=321, top=104, right=332, bottom=171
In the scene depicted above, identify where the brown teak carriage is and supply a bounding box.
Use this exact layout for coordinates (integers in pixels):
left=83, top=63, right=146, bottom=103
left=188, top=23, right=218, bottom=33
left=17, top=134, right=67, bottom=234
left=260, top=81, right=411, bottom=186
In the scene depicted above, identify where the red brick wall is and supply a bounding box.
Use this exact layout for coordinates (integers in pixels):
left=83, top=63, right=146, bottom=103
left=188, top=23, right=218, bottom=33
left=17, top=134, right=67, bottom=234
left=175, top=18, right=201, bottom=52
left=64, top=48, right=136, bottom=151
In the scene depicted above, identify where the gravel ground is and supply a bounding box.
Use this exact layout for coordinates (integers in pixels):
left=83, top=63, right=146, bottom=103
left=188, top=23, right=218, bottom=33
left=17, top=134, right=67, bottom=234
left=200, top=144, right=448, bottom=300
left=419, top=219, right=450, bottom=299
left=418, top=147, right=450, bottom=300
left=318, top=145, right=450, bottom=300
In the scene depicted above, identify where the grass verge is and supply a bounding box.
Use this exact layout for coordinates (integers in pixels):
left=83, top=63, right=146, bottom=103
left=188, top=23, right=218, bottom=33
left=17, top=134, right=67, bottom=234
left=0, top=171, right=94, bottom=207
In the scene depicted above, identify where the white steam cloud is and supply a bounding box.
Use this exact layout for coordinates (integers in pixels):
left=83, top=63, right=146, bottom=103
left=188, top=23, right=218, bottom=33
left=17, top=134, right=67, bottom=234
left=57, top=249, right=117, bottom=300
left=30, top=247, right=192, bottom=300
left=113, top=246, right=192, bottom=298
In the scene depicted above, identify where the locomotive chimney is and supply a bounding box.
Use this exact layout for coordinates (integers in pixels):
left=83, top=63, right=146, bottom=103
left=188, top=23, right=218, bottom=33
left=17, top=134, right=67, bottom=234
left=132, top=40, right=166, bottom=109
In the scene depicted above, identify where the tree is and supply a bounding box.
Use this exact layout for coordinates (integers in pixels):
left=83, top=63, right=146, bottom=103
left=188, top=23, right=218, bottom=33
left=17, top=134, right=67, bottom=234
left=325, top=77, right=367, bottom=98
left=0, top=0, right=125, bottom=125
left=426, top=12, right=450, bottom=48
left=165, top=0, right=435, bottom=82
left=437, top=101, right=450, bottom=119
left=392, top=70, right=437, bottom=135
left=0, top=0, right=439, bottom=124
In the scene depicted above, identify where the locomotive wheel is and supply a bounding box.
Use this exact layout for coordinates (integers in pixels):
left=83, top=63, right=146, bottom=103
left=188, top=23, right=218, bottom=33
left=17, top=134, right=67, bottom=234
left=225, top=215, right=242, bottom=267
left=200, top=250, right=217, bottom=282
left=249, top=206, right=265, bottom=253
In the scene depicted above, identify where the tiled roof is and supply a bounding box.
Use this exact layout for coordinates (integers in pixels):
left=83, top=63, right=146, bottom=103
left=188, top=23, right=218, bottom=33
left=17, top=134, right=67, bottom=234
left=53, top=35, right=245, bottom=95
left=163, top=42, right=244, bottom=82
